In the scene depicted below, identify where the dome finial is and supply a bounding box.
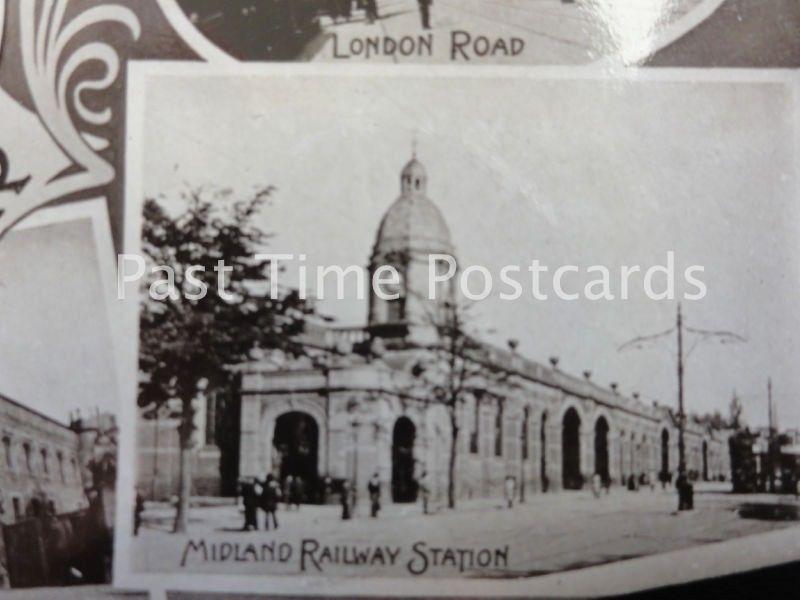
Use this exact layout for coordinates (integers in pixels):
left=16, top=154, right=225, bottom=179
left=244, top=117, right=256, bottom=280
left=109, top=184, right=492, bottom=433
left=411, top=133, right=418, bottom=160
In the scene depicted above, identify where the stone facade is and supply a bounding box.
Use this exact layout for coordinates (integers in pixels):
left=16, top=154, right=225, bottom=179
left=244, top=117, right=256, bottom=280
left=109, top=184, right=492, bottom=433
left=236, top=348, right=732, bottom=503
left=138, top=154, right=732, bottom=502
left=234, top=155, right=731, bottom=502
left=0, top=394, right=87, bottom=525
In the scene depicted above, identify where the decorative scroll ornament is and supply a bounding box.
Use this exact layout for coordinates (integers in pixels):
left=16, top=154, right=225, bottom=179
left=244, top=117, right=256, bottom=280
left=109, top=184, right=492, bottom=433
left=0, top=1, right=140, bottom=238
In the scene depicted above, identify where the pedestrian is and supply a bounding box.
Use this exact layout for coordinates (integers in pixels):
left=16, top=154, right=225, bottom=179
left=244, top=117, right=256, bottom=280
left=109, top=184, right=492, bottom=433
left=418, top=470, right=431, bottom=514
left=504, top=475, right=517, bottom=508
left=341, top=479, right=352, bottom=520
left=322, top=475, right=333, bottom=504
left=366, top=0, right=379, bottom=23
left=418, top=0, right=432, bottom=30
left=290, top=475, right=304, bottom=510
left=261, top=473, right=280, bottom=530
left=240, top=478, right=258, bottom=531
left=133, top=490, right=145, bottom=536
left=591, top=473, right=602, bottom=498
left=367, top=472, right=381, bottom=517
left=283, top=475, right=294, bottom=511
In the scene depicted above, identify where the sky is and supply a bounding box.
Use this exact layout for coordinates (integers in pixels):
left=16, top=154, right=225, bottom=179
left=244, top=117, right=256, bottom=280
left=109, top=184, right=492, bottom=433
left=139, top=70, right=799, bottom=430
left=0, top=218, right=119, bottom=422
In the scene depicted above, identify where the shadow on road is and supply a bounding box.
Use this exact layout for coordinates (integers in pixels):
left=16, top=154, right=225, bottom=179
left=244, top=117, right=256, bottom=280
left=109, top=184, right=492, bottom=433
left=738, top=503, right=799, bottom=521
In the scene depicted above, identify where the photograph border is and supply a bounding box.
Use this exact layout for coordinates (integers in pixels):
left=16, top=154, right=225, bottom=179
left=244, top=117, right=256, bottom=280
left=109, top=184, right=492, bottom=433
left=114, top=61, right=800, bottom=598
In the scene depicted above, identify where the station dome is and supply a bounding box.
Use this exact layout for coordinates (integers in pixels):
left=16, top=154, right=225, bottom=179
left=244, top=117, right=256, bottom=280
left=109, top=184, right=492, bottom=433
left=372, top=156, right=454, bottom=257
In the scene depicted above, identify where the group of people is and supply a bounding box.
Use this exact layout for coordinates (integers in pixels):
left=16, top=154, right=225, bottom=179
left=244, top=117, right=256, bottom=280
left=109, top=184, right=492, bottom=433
left=239, top=474, right=306, bottom=531
left=327, top=0, right=434, bottom=30
left=340, top=470, right=433, bottom=520
left=328, top=0, right=378, bottom=22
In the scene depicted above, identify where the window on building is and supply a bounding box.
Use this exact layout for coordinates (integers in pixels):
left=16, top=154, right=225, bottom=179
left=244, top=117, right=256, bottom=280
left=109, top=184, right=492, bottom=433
left=22, top=443, right=32, bottom=474
left=386, top=296, right=405, bottom=322
left=205, top=394, right=218, bottom=446
left=521, top=407, right=530, bottom=461
left=41, top=448, right=49, bottom=477
left=70, top=457, right=78, bottom=483
left=469, top=394, right=480, bottom=454
left=12, top=497, right=21, bottom=520
left=495, top=400, right=504, bottom=457
left=57, top=451, right=65, bottom=483
left=2, top=436, right=11, bottom=470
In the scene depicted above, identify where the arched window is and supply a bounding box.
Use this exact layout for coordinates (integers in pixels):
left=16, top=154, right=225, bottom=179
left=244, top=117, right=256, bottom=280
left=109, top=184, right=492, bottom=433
left=2, top=436, right=11, bottom=470
left=41, top=448, right=49, bottom=477
left=494, top=400, right=504, bottom=457
left=57, top=451, right=65, bottom=483
left=469, top=394, right=480, bottom=454
left=22, top=443, right=32, bottom=474
left=521, top=407, right=530, bottom=460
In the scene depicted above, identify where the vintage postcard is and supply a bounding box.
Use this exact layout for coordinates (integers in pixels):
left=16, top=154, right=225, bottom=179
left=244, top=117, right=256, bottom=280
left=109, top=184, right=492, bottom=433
left=0, top=197, right=126, bottom=593
left=1, top=1, right=799, bottom=599
left=160, top=0, right=800, bottom=67
left=113, top=63, right=800, bottom=597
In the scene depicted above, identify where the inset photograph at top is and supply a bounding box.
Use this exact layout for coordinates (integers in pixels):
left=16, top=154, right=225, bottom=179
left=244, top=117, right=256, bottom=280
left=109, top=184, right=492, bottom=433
left=171, top=0, right=800, bottom=66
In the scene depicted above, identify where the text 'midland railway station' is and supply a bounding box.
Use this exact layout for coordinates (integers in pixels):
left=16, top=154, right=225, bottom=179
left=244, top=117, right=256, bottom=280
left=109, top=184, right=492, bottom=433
left=332, top=31, right=525, bottom=61
left=180, top=538, right=510, bottom=576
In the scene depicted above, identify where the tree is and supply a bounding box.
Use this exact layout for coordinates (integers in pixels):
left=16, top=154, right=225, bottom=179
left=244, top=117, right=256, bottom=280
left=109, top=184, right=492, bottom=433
left=138, top=187, right=307, bottom=533
left=404, top=299, right=515, bottom=510
left=728, top=392, right=744, bottom=430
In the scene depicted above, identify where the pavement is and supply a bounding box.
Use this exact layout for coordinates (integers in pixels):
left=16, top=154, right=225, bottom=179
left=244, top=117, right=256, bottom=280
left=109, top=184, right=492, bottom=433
left=132, top=482, right=800, bottom=578
left=302, top=0, right=712, bottom=64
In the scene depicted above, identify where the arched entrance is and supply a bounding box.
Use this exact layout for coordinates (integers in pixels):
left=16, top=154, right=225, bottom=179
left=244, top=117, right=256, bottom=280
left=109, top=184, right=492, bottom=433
left=702, top=440, right=709, bottom=481
left=594, top=417, right=610, bottom=484
left=540, top=412, right=548, bottom=492
left=562, top=408, right=582, bottom=490
left=660, top=429, right=670, bottom=481
left=273, top=412, right=319, bottom=499
left=392, top=417, right=417, bottom=502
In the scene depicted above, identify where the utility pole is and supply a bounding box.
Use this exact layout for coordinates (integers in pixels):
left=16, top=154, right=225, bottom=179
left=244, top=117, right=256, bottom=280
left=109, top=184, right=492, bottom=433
left=767, top=378, right=775, bottom=492
left=677, top=303, right=686, bottom=476
left=767, top=378, right=773, bottom=431
left=618, top=304, right=745, bottom=507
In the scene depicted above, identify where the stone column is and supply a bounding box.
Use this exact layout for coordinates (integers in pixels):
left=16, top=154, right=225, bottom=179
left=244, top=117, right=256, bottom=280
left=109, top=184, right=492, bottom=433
left=530, top=417, right=542, bottom=493
left=608, top=434, right=619, bottom=482
left=581, top=428, right=594, bottom=484
left=238, top=395, right=261, bottom=478
left=546, top=419, right=562, bottom=491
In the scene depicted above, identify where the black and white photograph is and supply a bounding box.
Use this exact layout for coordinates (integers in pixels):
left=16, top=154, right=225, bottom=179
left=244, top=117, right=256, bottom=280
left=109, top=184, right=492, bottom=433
left=164, top=0, right=800, bottom=67
left=114, top=63, right=800, bottom=597
left=0, top=199, right=130, bottom=597
left=1, top=1, right=800, bottom=599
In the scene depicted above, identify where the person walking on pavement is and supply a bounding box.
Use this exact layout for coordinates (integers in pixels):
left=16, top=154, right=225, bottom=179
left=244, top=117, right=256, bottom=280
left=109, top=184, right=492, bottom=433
left=366, top=0, right=379, bottom=23
left=261, top=473, right=281, bottom=530
left=504, top=475, right=517, bottom=509
left=418, top=470, right=431, bottom=515
left=418, top=0, right=432, bottom=30
left=367, top=472, right=381, bottom=518
left=240, top=478, right=259, bottom=531
left=290, top=475, right=304, bottom=510
left=134, top=490, right=145, bottom=535
left=341, top=479, right=352, bottom=520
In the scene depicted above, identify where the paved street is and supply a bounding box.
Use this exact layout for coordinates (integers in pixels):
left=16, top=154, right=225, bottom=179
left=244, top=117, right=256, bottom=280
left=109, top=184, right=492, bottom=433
left=133, top=482, right=800, bottom=578
left=302, top=0, right=711, bottom=64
